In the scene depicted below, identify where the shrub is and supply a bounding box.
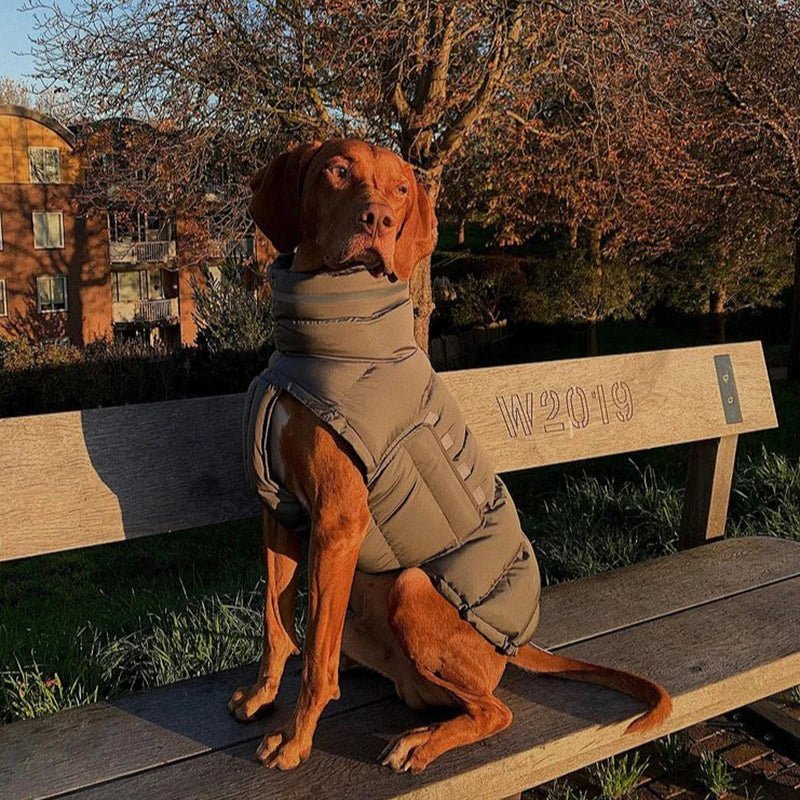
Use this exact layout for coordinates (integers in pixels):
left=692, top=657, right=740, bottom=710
left=518, top=251, right=651, bottom=329
left=432, top=259, right=526, bottom=330
left=192, top=262, right=273, bottom=354
left=0, top=337, right=272, bottom=417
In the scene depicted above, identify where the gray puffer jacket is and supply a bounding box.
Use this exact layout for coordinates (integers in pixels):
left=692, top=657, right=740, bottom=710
left=243, top=254, right=541, bottom=654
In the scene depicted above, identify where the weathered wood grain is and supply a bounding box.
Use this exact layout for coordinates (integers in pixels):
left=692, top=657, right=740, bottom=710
left=3, top=537, right=798, bottom=800
left=0, top=343, right=777, bottom=561
left=0, top=394, right=260, bottom=561
left=679, top=435, right=739, bottom=549
left=535, top=536, right=800, bottom=647
left=441, top=341, right=775, bottom=474
left=0, top=661, right=390, bottom=800
left=53, top=575, right=800, bottom=800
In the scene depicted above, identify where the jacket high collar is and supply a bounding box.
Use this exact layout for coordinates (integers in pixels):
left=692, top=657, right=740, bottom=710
left=269, top=254, right=417, bottom=362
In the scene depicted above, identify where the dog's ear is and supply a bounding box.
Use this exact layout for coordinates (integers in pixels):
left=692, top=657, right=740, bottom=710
left=249, top=142, right=321, bottom=253
left=393, top=168, right=437, bottom=282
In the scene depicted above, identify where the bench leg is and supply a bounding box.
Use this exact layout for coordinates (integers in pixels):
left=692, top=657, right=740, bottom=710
left=679, top=434, right=738, bottom=550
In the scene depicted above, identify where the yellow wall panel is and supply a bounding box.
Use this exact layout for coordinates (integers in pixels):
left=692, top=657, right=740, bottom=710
left=0, top=111, right=76, bottom=185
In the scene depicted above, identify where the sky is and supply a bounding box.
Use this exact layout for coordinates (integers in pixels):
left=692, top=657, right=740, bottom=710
left=0, top=3, right=64, bottom=84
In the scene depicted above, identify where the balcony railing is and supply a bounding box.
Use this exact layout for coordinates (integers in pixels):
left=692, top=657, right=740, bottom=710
left=137, top=298, right=179, bottom=323
left=109, top=240, right=177, bottom=264
left=112, top=298, right=179, bottom=324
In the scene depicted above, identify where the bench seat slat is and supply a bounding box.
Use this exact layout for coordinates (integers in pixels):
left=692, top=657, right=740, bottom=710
left=2, top=536, right=798, bottom=800
left=534, top=535, right=800, bottom=647
left=52, top=572, right=800, bottom=800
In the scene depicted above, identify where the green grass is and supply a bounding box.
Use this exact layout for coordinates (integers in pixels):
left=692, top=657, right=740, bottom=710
left=592, top=752, right=649, bottom=799
left=0, top=518, right=263, bottom=664
left=544, top=780, right=591, bottom=800
left=698, top=751, right=738, bottom=799
left=783, top=685, right=800, bottom=705
left=1, top=587, right=268, bottom=722
left=521, top=463, right=682, bottom=585
left=654, top=732, right=692, bottom=776
left=0, top=518, right=263, bottom=722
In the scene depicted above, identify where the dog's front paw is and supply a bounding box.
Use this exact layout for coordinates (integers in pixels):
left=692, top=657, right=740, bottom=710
left=228, top=682, right=278, bottom=722
left=255, top=730, right=311, bottom=770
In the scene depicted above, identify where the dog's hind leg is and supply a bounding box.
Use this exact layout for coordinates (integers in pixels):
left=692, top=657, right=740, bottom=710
left=342, top=572, right=454, bottom=710
left=382, top=568, right=513, bottom=773
left=229, top=511, right=301, bottom=721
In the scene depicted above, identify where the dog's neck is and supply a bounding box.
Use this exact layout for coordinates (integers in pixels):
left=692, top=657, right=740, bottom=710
left=269, top=253, right=417, bottom=362
left=291, top=242, right=327, bottom=272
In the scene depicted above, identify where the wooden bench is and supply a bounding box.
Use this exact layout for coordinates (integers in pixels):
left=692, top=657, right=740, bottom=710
left=2, top=341, right=798, bottom=800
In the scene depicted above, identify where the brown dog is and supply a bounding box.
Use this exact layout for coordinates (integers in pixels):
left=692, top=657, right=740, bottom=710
left=228, top=139, right=672, bottom=773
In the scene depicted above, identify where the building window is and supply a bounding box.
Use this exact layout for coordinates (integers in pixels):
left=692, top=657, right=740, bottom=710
left=37, top=275, right=68, bottom=313
left=112, top=269, right=146, bottom=302
left=29, top=147, right=62, bottom=183
left=0, top=279, right=6, bottom=317
left=0, top=212, right=3, bottom=250
left=112, top=269, right=166, bottom=302
left=32, top=212, right=65, bottom=249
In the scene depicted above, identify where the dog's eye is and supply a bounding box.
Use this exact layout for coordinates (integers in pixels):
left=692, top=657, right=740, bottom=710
left=329, top=165, right=349, bottom=180
left=398, top=184, right=409, bottom=195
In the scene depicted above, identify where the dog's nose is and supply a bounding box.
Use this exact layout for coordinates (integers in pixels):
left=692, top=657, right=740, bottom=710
left=357, top=203, right=395, bottom=237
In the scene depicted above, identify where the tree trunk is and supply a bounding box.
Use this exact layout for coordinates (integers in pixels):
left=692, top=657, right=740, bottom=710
left=709, top=286, right=727, bottom=344
left=456, top=214, right=466, bottom=247
left=409, top=169, right=442, bottom=353
left=586, top=319, right=599, bottom=357
left=586, top=223, right=603, bottom=357
left=789, top=213, right=800, bottom=381
left=410, top=256, right=435, bottom=351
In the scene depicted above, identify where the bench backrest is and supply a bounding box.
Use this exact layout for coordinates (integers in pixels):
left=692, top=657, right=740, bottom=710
left=0, top=342, right=777, bottom=562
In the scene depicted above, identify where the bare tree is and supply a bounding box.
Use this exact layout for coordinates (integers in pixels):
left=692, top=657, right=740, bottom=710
left=0, top=76, right=75, bottom=120
left=0, top=77, right=31, bottom=107
left=26, top=0, right=556, bottom=349
left=481, top=1, right=711, bottom=353
left=696, top=0, right=800, bottom=379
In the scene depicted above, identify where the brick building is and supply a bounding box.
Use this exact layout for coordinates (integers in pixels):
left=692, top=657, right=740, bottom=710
left=0, top=105, right=268, bottom=348
left=0, top=105, right=112, bottom=345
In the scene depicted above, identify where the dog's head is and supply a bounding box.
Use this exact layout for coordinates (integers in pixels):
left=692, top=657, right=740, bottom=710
left=249, top=139, right=436, bottom=281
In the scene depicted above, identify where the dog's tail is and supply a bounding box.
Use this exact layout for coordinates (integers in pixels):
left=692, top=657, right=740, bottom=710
left=510, top=644, right=672, bottom=735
